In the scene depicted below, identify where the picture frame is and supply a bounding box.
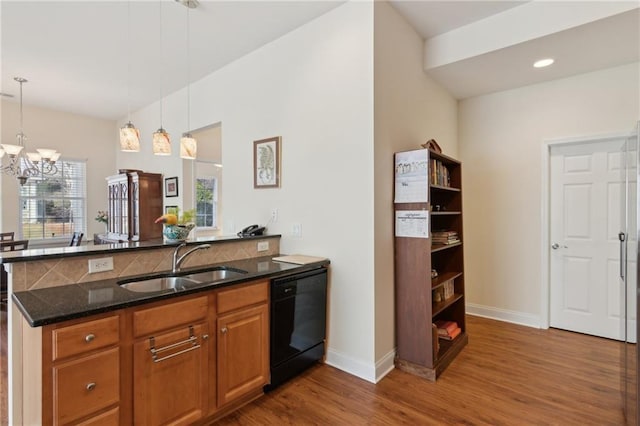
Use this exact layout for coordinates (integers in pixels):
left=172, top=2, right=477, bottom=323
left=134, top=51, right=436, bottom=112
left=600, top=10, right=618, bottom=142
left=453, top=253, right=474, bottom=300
left=165, top=205, right=178, bottom=215
left=253, top=136, right=281, bottom=188
left=165, top=177, right=179, bottom=197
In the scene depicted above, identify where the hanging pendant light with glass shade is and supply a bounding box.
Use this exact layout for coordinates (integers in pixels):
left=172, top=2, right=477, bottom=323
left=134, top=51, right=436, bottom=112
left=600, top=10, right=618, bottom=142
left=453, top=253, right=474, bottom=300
left=0, top=77, right=61, bottom=185
left=120, top=0, right=140, bottom=152
left=180, top=2, right=197, bottom=160
left=153, top=0, right=171, bottom=156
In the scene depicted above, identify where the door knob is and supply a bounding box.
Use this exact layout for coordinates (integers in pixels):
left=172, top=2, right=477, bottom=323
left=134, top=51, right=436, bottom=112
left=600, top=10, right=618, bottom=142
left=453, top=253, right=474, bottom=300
left=551, top=243, right=567, bottom=250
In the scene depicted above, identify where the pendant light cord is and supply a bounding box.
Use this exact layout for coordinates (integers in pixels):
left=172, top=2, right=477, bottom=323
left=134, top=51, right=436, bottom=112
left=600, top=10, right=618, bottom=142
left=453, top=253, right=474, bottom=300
left=127, top=0, right=131, bottom=123
left=159, top=0, right=164, bottom=128
left=186, top=6, right=191, bottom=133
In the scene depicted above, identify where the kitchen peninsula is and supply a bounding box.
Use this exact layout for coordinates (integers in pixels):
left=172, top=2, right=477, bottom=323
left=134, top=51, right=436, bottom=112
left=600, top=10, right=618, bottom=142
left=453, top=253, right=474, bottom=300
left=4, top=234, right=329, bottom=425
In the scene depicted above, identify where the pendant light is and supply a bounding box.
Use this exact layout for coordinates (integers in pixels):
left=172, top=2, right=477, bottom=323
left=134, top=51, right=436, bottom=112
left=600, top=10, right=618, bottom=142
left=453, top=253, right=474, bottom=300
left=180, top=0, right=197, bottom=160
left=120, top=0, right=140, bottom=152
left=153, top=0, right=171, bottom=156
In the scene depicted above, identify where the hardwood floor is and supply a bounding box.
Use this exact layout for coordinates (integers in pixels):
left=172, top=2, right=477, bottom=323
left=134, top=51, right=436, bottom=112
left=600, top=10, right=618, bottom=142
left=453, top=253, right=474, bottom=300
left=0, top=315, right=627, bottom=425
left=217, top=315, right=626, bottom=425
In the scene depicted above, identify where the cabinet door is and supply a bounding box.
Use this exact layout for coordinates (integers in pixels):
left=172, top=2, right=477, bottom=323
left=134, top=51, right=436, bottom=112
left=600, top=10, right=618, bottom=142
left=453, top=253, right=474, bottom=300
left=133, top=323, right=208, bottom=426
left=217, top=304, right=269, bottom=407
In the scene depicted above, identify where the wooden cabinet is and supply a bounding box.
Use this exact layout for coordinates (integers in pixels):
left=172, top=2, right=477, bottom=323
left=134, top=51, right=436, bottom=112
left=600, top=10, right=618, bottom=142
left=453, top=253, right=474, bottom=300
left=39, top=280, right=270, bottom=424
left=394, top=148, right=468, bottom=380
left=43, top=313, right=122, bottom=425
left=107, top=170, right=163, bottom=241
left=132, top=296, right=209, bottom=425
left=216, top=281, right=269, bottom=407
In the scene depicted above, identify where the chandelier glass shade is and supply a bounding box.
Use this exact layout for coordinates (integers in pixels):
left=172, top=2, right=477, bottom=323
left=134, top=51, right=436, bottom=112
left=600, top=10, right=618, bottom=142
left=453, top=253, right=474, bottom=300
left=0, top=77, right=60, bottom=185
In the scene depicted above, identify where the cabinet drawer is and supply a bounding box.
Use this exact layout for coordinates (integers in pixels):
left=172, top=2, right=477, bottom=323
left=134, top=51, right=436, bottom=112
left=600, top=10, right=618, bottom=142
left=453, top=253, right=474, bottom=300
left=76, top=407, right=119, bottom=426
left=217, top=281, right=268, bottom=314
left=52, top=315, right=119, bottom=361
left=53, top=348, right=119, bottom=425
left=133, top=295, right=208, bottom=337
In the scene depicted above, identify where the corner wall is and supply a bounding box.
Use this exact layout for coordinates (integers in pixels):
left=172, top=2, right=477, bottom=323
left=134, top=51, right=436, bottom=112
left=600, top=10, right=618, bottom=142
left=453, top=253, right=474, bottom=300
left=121, top=2, right=378, bottom=381
left=459, top=62, right=640, bottom=326
left=373, top=1, right=458, bottom=376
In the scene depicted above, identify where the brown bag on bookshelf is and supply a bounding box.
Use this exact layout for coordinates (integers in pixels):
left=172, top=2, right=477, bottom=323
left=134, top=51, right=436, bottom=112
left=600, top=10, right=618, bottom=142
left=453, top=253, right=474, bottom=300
left=421, top=139, right=442, bottom=153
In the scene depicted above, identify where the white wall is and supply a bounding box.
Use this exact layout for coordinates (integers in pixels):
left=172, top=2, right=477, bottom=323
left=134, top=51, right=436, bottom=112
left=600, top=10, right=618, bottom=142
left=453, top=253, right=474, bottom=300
left=459, top=62, right=640, bottom=326
left=1, top=101, right=117, bottom=241
left=373, top=1, right=458, bottom=373
left=120, top=2, right=378, bottom=381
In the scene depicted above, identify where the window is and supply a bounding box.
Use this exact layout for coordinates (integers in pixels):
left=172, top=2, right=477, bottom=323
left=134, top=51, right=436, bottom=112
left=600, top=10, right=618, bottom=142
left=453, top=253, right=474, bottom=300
left=20, top=159, right=86, bottom=241
left=195, top=176, right=217, bottom=228
left=194, top=160, right=221, bottom=228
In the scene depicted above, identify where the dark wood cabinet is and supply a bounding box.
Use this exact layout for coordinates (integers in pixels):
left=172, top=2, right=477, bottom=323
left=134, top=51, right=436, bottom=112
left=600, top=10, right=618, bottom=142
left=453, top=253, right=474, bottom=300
left=394, top=149, right=467, bottom=380
left=106, top=171, right=163, bottom=241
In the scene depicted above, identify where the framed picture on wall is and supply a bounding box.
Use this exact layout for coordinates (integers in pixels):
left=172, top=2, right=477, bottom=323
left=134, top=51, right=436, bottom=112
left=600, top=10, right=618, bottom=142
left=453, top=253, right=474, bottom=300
left=165, top=177, right=179, bottom=197
left=253, top=136, right=281, bottom=188
left=165, top=205, right=178, bottom=215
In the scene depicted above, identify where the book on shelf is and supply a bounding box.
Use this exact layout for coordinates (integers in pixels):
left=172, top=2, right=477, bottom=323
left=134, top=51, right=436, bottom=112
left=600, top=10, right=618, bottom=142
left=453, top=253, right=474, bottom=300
left=435, top=320, right=462, bottom=340
left=432, top=230, right=460, bottom=245
left=430, top=159, right=451, bottom=187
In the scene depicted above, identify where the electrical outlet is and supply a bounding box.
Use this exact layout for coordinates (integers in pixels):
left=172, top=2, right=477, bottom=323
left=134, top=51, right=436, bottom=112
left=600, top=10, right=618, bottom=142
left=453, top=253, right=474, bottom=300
left=292, top=223, right=302, bottom=237
left=88, top=257, right=114, bottom=274
left=271, top=208, right=278, bottom=223
left=257, top=241, right=269, bottom=252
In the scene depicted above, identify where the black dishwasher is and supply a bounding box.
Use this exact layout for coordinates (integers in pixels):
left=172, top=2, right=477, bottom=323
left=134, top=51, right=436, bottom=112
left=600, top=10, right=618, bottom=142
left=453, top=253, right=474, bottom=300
left=266, top=268, right=327, bottom=390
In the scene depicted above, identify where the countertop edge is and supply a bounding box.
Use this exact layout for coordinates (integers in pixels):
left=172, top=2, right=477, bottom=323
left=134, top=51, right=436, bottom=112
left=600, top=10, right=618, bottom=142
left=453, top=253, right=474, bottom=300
left=1, top=234, right=282, bottom=264
left=12, top=255, right=330, bottom=327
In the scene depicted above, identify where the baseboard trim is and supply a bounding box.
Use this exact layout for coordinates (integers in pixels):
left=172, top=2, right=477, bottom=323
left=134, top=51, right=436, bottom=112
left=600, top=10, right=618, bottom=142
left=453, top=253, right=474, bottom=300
left=466, top=303, right=541, bottom=329
left=325, top=349, right=376, bottom=384
left=374, top=349, right=395, bottom=383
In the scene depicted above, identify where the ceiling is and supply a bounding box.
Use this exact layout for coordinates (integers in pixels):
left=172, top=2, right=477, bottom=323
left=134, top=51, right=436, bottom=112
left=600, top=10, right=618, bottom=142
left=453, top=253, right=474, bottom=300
left=1, top=1, right=638, bottom=121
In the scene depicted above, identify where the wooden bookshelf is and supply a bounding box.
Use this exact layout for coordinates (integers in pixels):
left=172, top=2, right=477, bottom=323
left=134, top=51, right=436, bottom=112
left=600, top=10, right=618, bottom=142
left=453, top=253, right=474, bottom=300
left=394, top=148, right=467, bottom=381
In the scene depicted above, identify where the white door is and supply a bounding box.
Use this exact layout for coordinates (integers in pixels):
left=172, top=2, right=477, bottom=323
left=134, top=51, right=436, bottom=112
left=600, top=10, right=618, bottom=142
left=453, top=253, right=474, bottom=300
left=550, top=137, right=636, bottom=340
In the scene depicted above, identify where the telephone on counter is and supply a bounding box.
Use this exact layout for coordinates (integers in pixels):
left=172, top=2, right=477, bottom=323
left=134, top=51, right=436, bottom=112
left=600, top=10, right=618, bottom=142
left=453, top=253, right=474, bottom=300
left=237, top=224, right=266, bottom=237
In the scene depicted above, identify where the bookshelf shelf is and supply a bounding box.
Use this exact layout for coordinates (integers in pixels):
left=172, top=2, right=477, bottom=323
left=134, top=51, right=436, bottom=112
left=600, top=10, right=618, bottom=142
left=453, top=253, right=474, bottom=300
left=431, top=272, right=463, bottom=290
left=432, top=293, right=463, bottom=317
left=431, top=242, right=462, bottom=253
left=394, top=148, right=467, bottom=381
left=430, top=184, right=460, bottom=193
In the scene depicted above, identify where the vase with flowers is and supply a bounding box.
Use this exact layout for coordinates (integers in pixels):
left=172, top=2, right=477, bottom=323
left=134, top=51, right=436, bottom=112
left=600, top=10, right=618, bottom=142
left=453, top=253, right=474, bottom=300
left=95, top=210, right=108, bottom=233
left=154, top=207, right=196, bottom=242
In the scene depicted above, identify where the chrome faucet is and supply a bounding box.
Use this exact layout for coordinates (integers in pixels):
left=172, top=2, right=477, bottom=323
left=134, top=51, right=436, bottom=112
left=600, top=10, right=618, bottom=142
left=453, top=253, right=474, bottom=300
left=172, top=242, right=211, bottom=274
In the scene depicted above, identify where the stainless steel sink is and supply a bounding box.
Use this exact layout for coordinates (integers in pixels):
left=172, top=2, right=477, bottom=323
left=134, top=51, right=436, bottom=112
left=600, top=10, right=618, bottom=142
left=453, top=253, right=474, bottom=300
left=119, top=267, right=248, bottom=292
left=184, top=267, right=247, bottom=283
left=119, top=276, right=200, bottom=293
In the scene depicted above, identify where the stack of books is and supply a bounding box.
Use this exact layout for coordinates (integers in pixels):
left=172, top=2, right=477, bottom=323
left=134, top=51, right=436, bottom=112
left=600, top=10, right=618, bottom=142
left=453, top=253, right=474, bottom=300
left=435, top=320, right=462, bottom=341
left=431, top=230, right=460, bottom=245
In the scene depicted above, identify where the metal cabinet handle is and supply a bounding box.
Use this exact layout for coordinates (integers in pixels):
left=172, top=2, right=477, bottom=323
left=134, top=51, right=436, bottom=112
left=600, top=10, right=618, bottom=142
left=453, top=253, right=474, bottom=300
left=149, top=325, right=201, bottom=363
left=202, top=334, right=209, bottom=340
left=221, top=327, right=228, bottom=334
left=85, top=334, right=95, bottom=343
left=86, top=382, right=96, bottom=391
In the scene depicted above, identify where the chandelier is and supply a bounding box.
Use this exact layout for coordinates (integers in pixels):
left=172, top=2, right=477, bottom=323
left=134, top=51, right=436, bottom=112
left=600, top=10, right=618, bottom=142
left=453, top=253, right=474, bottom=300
left=0, top=77, right=61, bottom=185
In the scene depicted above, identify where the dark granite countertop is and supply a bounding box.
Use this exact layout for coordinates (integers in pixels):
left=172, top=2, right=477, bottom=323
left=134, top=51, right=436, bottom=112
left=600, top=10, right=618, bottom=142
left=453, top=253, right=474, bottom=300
left=12, top=254, right=329, bottom=327
left=0, top=234, right=281, bottom=264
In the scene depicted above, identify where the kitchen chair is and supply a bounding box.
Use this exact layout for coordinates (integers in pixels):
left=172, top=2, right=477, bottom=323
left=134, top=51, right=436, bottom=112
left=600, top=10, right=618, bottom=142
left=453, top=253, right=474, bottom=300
left=0, top=240, right=28, bottom=252
left=0, top=232, right=14, bottom=242
left=69, top=232, right=83, bottom=247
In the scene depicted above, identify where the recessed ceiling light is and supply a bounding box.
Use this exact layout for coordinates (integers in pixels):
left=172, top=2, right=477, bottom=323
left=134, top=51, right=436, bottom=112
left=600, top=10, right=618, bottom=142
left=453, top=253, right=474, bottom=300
left=533, top=58, right=554, bottom=68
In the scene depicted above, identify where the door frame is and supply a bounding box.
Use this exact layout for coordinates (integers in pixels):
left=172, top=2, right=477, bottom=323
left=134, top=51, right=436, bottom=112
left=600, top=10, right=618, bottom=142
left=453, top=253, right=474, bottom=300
left=540, top=131, right=630, bottom=330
